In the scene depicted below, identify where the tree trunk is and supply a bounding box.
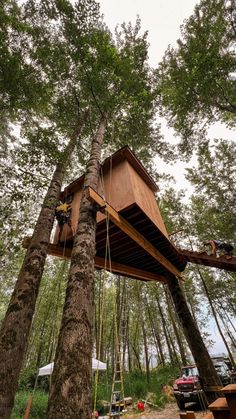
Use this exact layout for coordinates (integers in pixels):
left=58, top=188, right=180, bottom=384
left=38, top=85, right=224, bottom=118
left=144, top=295, right=165, bottom=365
left=156, top=296, right=176, bottom=364
left=164, top=286, right=187, bottom=365
left=166, top=274, right=221, bottom=388
left=137, top=285, right=150, bottom=385
left=196, top=268, right=236, bottom=370
left=0, top=115, right=86, bottom=418
left=141, top=318, right=150, bottom=385
left=47, top=113, right=107, bottom=419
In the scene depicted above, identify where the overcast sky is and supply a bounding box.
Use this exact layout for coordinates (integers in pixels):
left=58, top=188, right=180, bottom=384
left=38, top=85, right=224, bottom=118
left=99, top=0, right=198, bottom=66
left=98, top=0, right=232, bottom=355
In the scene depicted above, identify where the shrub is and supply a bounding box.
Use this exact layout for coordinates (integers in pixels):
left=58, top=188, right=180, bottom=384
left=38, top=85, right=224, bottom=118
left=12, top=390, right=48, bottom=419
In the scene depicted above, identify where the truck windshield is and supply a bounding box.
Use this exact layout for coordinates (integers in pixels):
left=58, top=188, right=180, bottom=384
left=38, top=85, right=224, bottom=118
left=182, top=367, right=198, bottom=377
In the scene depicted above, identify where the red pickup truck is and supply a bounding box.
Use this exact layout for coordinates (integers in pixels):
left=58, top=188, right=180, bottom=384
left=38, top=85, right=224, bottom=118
left=173, top=362, right=232, bottom=410
left=173, top=365, right=203, bottom=410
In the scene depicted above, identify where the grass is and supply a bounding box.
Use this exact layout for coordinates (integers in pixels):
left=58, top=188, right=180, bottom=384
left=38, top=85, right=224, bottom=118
left=12, top=365, right=179, bottom=417
left=11, top=390, right=48, bottom=419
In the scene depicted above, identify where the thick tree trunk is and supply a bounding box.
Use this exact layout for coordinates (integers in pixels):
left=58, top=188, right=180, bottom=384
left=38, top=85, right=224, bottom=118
left=166, top=275, right=221, bottom=388
left=0, top=117, right=86, bottom=419
left=47, top=114, right=107, bottom=419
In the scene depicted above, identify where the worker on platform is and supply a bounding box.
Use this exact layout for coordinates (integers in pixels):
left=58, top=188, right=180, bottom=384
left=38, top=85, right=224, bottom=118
left=203, top=240, right=234, bottom=257
left=55, top=202, right=73, bottom=243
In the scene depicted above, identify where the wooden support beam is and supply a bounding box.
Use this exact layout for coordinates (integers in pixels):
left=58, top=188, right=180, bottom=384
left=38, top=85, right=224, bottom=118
left=95, top=257, right=166, bottom=283
left=179, top=249, right=236, bottom=273
left=22, top=238, right=166, bottom=283
left=86, top=186, right=184, bottom=279
left=179, top=413, right=196, bottom=419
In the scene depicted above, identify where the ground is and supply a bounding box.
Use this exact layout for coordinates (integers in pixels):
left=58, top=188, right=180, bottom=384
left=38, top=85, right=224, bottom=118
left=125, top=402, right=207, bottom=418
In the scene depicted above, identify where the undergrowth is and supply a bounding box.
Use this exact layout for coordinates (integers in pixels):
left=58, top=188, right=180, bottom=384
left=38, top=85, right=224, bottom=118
left=12, top=364, right=179, bottom=417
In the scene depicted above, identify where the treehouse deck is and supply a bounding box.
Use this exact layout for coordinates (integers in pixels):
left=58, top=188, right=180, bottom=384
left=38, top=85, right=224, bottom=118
left=23, top=145, right=236, bottom=282
left=179, top=249, right=236, bottom=273
left=49, top=146, right=187, bottom=282
left=42, top=198, right=187, bottom=283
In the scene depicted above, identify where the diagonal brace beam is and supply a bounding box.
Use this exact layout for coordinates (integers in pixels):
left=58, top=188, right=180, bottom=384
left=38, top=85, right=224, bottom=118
left=86, top=186, right=183, bottom=279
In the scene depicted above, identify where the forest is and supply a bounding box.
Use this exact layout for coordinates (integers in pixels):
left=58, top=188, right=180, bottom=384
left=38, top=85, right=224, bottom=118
left=0, top=0, right=235, bottom=418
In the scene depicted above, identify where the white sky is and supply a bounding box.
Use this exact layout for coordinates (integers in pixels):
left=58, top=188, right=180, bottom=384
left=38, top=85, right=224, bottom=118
left=98, top=0, right=233, bottom=355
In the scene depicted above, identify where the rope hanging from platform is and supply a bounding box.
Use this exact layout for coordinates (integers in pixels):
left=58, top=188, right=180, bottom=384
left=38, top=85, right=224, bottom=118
left=93, top=159, right=113, bottom=415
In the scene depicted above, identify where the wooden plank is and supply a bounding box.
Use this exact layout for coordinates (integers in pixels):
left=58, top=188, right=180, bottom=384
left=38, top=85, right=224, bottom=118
left=23, top=395, right=33, bottom=419
left=22, top=238, right=166, bottom=282
left=220, top=384, right=236, bottom=393
left=185, top=413, right=196, bottom=419
left=86, top=187, right=184, bottom=279
left=203, top=414, right=213, bottom=419
left=179, top=249, right=236, bottom=273
left=208, top=398, right=229, bottom=411
left=95, top=257, right=166, bottom=283
left=204, top=386, right=223, bottom=392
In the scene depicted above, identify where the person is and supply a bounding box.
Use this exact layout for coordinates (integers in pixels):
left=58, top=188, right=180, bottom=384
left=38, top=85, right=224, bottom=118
left=203, top=240, right=234, bottom=257
left=55, top=202, right=72, bottom=243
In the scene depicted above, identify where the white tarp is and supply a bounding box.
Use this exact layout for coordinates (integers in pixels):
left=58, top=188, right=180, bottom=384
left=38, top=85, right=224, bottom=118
left=38, top=358, right=107, bottom=376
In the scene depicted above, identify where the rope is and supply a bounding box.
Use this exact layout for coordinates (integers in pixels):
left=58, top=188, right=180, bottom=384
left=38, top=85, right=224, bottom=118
left=93, top=269, right=107, bottom=414
left=93, top=163, right=112, bottom=415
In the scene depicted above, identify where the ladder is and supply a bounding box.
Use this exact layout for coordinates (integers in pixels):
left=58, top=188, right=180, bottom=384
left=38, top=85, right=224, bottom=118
left=109, top=349, right=127, bottom=417
left=109, top=312, right=127, bottom=418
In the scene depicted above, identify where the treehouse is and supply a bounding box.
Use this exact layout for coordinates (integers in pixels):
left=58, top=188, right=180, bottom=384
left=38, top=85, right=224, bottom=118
left=51, top=146, right=187, bottom=282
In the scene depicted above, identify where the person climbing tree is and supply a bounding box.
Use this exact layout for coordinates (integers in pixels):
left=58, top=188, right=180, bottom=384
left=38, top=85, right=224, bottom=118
left=203, top=240, right=234, bottom=257
left=55, top=202, right=73, bottom=243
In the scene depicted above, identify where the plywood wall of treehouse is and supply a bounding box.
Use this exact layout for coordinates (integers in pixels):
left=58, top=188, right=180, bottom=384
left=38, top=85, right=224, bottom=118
left=53, top=159, right=169, bottom=244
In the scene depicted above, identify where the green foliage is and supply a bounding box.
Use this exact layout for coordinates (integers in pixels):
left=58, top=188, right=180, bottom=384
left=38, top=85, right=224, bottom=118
left=11, top=390, right=48, bottom=419
left=94, top=366, right=179, bottom=413
left=156, top=0, right=236, bottom=154
left=123, top=365, right=179, bottom=405
left=12, top=367, right=178, bottom=416
left=187, top=139, right=236, bottom=240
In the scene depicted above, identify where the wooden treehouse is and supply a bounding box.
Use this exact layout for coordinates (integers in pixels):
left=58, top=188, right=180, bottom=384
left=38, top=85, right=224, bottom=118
left=50, top=146, right=187, bottom=283
left=23, top=145, right=236, bottom=280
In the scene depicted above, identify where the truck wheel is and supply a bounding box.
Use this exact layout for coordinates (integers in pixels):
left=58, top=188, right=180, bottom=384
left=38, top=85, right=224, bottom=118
left=176, top=400, right=185, bottom=410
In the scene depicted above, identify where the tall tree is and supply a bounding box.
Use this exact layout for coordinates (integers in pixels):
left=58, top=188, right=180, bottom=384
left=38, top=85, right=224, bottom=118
left=0, top=0, right=115, bottom=414
left=167, top=274, right=221, bottom=388
left=0, top=113, right=87, bottom=418
left=47, top=15, right=158, bottom=418
left=156, top=0, right=236, bottom=153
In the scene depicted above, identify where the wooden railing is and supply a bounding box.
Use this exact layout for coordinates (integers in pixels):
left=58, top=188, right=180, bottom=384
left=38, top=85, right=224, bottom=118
left=179, top=384, right=236, bottom=419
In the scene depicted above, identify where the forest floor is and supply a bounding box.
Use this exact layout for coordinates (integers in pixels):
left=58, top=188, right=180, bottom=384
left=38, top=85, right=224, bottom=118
left=124, top=402, right=207, bottom=418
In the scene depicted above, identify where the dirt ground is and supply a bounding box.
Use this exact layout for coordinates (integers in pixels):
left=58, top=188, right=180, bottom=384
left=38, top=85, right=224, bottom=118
left=125, top=402, right=208, bottom=419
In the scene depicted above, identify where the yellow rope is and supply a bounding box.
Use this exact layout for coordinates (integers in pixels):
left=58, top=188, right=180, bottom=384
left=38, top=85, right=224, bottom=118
left=93, top=165, right=111, bottom=414
left=94, top=158, right=127, bottom=418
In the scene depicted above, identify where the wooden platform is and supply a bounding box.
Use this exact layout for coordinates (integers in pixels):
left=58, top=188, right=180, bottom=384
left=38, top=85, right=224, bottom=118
left=178, top=249, right=236, bottom=273
left=23, top=199, right=187, bottom=283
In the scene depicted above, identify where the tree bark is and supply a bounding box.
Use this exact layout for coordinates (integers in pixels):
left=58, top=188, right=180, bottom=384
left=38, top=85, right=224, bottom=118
left=144, top=295, right=165, bottom=365
left=166, top=274, right=221, bottom=388
left=156, top=296, right=176, bottom=365
left=47, top=113, right=107, bottom=419
left=164, top=286, right=187, bottom=365
left=0, top=114, right=86, bottom=419
left=196, top=268, right=236, bottom=370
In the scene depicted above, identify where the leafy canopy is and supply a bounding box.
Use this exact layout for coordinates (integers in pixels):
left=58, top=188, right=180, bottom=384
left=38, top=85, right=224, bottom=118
left=156, top=0, right=236, bottom=155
